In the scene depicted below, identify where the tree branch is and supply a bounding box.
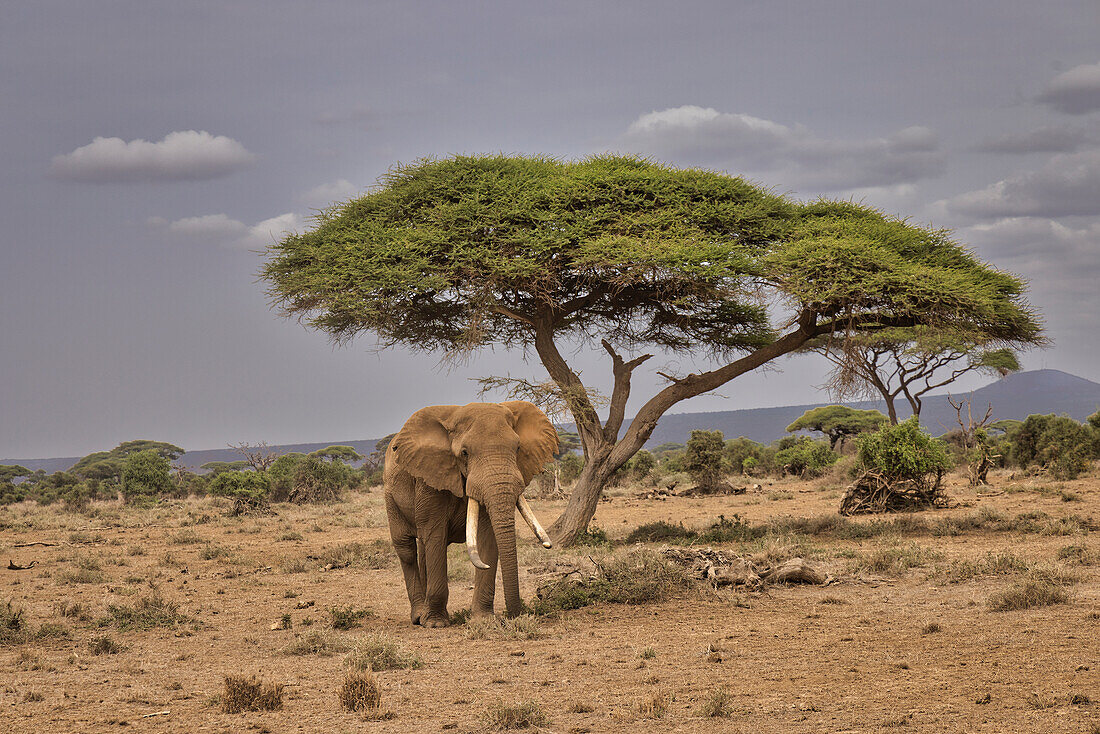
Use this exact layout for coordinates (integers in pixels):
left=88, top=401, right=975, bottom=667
left=600, top=339, right=653, bottom=441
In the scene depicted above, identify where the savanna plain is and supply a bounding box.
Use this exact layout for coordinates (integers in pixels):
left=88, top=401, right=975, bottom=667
left=2, top=469, right=1097, bottom=734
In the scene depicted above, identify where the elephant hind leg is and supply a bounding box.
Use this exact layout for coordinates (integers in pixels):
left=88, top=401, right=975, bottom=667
left=386, top=494, right=426, bottom=625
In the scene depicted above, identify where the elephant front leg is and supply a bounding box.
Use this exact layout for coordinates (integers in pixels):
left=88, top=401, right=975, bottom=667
left=420, top=528, right=451, bottom=627
left=472, top=501, right=499, bottom=618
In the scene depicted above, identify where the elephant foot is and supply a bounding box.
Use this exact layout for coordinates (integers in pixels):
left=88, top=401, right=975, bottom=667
left=423, top=614, right=450, bottom=628
left=471, top=607, right=495, bottom=621
left=410, top=606, right=428, bottom=626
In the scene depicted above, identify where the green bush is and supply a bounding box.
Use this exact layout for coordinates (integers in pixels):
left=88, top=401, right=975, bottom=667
left=557, top=454, right=585, bottom=484
left=857, top=417, right=951, bottom=481
left=208, top=470, right=271, bottom=510
left=1008, top=414, right=1094, bottom=480
left=684, top=430, right=731, bottom=488
left=631, top=450, right=657, bottom=481
left=288, top=455, right=358, bottom=503
left=774, top=437, right=838, bottom=478
left=121, top=450, right=172, bottom=504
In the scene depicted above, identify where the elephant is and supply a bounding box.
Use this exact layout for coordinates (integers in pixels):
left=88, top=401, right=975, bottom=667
left=383, top=401, right=558, bottom=626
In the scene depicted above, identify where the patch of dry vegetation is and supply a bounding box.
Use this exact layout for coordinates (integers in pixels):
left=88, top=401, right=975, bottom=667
left=463, top=614, right=545, bottom=640
left=342, top=632, right=421, bottom=671
left=483, top=700, right=549, bottom=730
left=221, top=674, right=283, bottom=713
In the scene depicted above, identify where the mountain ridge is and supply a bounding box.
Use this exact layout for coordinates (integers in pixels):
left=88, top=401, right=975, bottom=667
left=5, top=369, right=1099, bottom=473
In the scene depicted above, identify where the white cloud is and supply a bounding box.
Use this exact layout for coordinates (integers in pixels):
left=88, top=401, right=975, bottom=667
left=944, top=149, right=1100, bottom=219
left=621, top=105, right=943, bottom=190
left=300, top=179, right=360, bottom=208
left=50, top=130, right=256, bottom=183
left=1037, top=61, right=1100, bottom=115
left=972, top=125, right=1093, bottom=154
left=166, top=213, right=249, bottom=238
left=151, top=212, right=301, bottom=249
left=243, top=213, right=304, bottom=248
left=964, top=216, right=1100, bottom=266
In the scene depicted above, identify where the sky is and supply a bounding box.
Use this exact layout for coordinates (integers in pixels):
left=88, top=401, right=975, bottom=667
left=2, top=1, right=1098, bottom=460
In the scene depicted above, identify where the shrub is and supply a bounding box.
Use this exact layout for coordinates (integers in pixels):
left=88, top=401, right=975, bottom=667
left=288, top=455, right=358, bottom=503
left=684, top=430, right=731, bottom=488
left=222, top=675, right=284, bottom=713
left=697, top=688, right=734, bottom=718
left=529, top=551, right=690, bottom=616
left=857, top=418, right=951, bottom=480
left=557, top=454, right=584, bottom=484
left=775, top=437, right=838, bottom=478
left=1009, top=414, right=1095, bottom=479
left=121, top=450, right=172, bottom=504
left=625, top=521, right=696, bottom=544
left=89, top=635, right=125, bottom=655
left=100, top=590, right=193, bottom=631
left=208, top=471, right=271, bottom=512
left=631, top=450, right=657, bottom=481
left=724, top=437, right=767, bottom=476
left=330, top=606, right=373, bottom=630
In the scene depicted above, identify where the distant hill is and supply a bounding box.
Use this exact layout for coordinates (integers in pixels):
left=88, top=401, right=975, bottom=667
left=632, top=369, right=1100, bottom=446
left=4, top=370, right=1099, bottom=473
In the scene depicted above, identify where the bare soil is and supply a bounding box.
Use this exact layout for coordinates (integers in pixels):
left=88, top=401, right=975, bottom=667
left=1, top=469, right=1097, bottom=733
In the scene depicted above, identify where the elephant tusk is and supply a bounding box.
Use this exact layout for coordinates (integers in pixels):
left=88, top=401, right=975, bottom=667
left=516, top=495, right=553, bottom=548
left=465, top=498, right=491, bottom=570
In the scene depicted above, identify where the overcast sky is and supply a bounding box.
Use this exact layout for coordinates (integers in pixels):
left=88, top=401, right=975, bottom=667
left=2, top=1, right=1098, bottom=460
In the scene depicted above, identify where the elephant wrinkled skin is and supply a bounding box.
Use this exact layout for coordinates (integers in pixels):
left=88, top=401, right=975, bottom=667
left=384, top=401, right=557, bottom=626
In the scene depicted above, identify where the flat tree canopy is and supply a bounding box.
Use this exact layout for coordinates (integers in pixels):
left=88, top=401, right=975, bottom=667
left=261, top=154, right=1042, bottom=543
left=786, top=405, right=889, bottom=449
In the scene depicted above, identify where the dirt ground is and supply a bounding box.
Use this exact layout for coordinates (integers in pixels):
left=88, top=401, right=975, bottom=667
left=1, top=469, right=1097, bottom=733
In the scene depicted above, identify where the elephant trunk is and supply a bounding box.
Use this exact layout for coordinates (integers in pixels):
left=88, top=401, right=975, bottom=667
left=485, top=490, right=523, bottom=617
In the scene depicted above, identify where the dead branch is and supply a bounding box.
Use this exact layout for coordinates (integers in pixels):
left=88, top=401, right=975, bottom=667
left=7, top=560, right=38, bottom=570
left=13, top=541, right=58, bottom=547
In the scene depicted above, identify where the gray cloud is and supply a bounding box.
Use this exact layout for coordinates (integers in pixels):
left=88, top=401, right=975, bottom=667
left=621, top=105, right=943, bottom=190
left=300, top=179, right=361, bottom=209
left=972, top=125, right=1094, bottom=154
left=944, top=149, right=1100, bottom=219
left=49, top=130, right=256, bottom=183
left=1036, top=61, right=1100, bottom=114
left=963, top=216, right=1100, bottom=268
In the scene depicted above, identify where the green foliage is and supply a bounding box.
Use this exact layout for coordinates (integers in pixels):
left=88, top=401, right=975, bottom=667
left=857, top=417, right=951, bottom=481
left=631, top=450, right=657, bottom=480
left=208, top=470, right=271, bottom=510
left=722, top=437, right=771, bottom=476
left=288, top=454, right=359, bottom=503
left=121, top=450, right=172, bottom=504
left=262, top=155, right=1039, bottom=360
left=786, top=405, right=888, bottom=449
left=200, top=460, right=250, bottom=475
left=309, top=445, right=363, bottom=463
left=774, top=437, right=839, bottom=478
left=555, top=430, right=582, bottom=459
left=625, top=521, right=696, bottom=544
left=71, top=440, right=184, bottom=478
left=1087, top=410, right=1100, bottom=432
left=683, top=430, right=731, bottom=488
left=557, top=453, right=585, bottom=484
left=1008, top=414, right=1095, bottom=479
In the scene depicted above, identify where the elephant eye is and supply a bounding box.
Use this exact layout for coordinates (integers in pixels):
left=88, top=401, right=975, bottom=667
left=460, top=448, right=469, bottom=458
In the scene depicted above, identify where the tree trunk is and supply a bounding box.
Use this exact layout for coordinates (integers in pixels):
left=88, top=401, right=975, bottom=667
left=546, top=449, right=615, bottom=546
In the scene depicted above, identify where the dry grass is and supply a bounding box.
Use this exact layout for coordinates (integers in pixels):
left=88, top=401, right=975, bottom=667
left=987, top=578, right=1072, bottom=611
left=100, top=590, right=193, bottom=631
left=338, top=670, right=383, bottom=713
left=464, top=614, right=545, bottom=641
left=221, top=674, right=284, bottom=713
left=696, top=687, right=733, bottom=717
left=342, top=632, right=421, bottom=671
left=88, top=634, right=125, bottom=655
left=636, top=688, right=672, bottom=719
left=483, top=700, right=549, bottom=730
left=283, top=628, right=351, bottom=656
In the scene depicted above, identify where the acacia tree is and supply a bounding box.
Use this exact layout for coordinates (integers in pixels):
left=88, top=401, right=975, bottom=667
left=786, top=405, right=888, bottom=450
left=814, top=328, right=1030, bottom=424
left=260, top=155, right=1041, bottom=544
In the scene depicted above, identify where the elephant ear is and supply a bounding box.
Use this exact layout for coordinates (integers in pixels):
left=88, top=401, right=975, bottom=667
left=390, top=405, right=464, bottom=498
left=500, top=401, right=559, bottom=485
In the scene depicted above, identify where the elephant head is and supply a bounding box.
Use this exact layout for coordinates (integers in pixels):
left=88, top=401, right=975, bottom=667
left=389, top=401, right=557, bottom=616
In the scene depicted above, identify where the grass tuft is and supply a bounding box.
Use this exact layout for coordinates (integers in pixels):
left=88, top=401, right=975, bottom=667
left=338, top=669, right=384, bottom=713
left=464, top=614, right=545, bottom=641
left=987, top=578, right=1071, bottom=612
left=342, top=632, right=421, bottom=671
left=696, top=687, right=733, bottom=718
left=283, top=628, right=350, bottom=656
left=100, top=590, right=193, bottom=631
left=221, top=674, right=283, bottom=713
left=483, top=700, right=549, bottom=730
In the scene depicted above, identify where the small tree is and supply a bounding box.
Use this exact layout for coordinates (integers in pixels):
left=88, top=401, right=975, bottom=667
left=946, top=395, right=998, bottom=486
left=228, top=442, right=279, bottom=472
left=308, top=445, right=363, bottom=463
left=262, top=155, right=1043, bottom=544
left=209, top=471, right=272, bottom=513
left=683, top=430, right=731, bottom=490
left=775, top=438, right=838, bottom=478
left=121, top=450, right=172, bottom=504
left=815, top=328, right=1032, bottom=424
left=786, top=405, right=889, bottom=450
left=1009, top=414, right=1094, bottom=480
